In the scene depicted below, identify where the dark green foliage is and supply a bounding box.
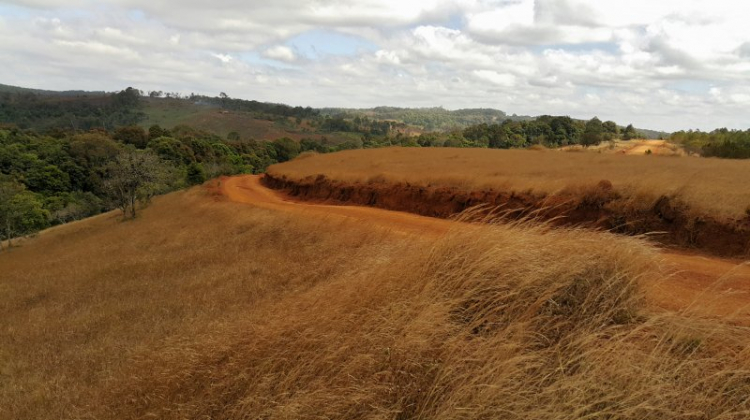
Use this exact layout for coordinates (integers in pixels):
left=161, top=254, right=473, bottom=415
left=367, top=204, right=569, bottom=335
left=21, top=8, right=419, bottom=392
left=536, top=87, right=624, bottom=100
left=149, top=124, right=167, bottom=139
left=671, top=129, right=750, bottom=158
left=0, top=179, right=49, bottom=248
left=0, top=87, right=145, bottom=131
left=458, top=116, right=586, bottom=148
left=582, top=117, right=604, bottom=147
left=190, top=94, right=318, bottom=120
left=186, top=162, right=207, bottom=185
left=271, top=137, right=300, bottom=162
left=114, top=125, right=149, bottom=148
left=148, top=136, right=196, bottom=165
left=602, top=121, right=619, bottom=140
left=622, top=124, right=638, bottom=140
left=23, top=164, right=71, bottom=194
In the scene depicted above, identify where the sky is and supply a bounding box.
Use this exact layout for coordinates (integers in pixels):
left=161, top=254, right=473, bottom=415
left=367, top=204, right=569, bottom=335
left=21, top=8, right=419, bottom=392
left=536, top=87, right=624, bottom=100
left=1, top=0, right=749, bottom=132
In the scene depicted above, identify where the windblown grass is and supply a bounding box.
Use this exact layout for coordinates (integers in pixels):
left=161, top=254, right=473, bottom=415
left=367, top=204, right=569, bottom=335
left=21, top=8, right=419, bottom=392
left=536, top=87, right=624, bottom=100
left=1, top=184, right=749, bottom=419
left=268, top=147, right=750, bottom=219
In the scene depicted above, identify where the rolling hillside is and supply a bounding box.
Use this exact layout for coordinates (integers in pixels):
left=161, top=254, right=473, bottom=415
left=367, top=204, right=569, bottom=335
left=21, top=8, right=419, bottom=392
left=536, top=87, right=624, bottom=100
left=140, top=97, right=356, bottom=143
left=2, top=175, right=749, bottom=419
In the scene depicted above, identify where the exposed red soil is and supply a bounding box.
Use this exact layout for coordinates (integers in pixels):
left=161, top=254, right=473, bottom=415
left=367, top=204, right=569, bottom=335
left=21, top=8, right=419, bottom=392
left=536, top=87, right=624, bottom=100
left=220, top=175, right=750, bottom=320
left=263, top=173, right=750, bottom=258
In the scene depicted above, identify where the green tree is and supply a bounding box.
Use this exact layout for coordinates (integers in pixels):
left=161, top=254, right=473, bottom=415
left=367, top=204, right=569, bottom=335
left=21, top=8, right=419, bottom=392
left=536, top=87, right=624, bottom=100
left=582, top=117, right=604, bottom=147
left=186, top=162, right=206, bottom=185
left=148, top=124, right=166, bottom=139
left=602, top=121, right=619, bottom=140
left=622, top=124, right=638, bottom=140
left=272, top=137, right=300, bottom=162
left=114, top=126, right=149, bottom=148
left=24, top=163, right=71, bottom=194
left=0, top=180, right=49, bottom=249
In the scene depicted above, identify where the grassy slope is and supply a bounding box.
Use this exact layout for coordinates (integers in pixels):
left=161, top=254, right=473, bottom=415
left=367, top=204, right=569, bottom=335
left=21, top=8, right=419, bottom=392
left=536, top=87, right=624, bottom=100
left=269, top=147, right=750, bottom=219
left=1, top=180, right=749, bottom=419
left=140, top=98, right=353, bottom=143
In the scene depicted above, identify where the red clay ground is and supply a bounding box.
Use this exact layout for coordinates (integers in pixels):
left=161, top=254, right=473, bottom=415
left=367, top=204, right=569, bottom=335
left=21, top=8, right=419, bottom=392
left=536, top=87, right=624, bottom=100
left=221, top=175, right=750, bottom=320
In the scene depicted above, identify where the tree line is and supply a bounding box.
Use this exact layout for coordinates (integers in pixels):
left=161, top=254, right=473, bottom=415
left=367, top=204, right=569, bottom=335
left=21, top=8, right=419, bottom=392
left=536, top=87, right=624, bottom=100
left=0, top=123, right=314, bottom=249
left=671, top=129, right=750, bottom=159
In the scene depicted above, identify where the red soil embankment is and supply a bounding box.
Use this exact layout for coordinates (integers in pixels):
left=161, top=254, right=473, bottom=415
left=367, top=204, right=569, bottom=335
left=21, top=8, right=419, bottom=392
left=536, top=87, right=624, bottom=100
left=262, top=173, right=750, bottom=258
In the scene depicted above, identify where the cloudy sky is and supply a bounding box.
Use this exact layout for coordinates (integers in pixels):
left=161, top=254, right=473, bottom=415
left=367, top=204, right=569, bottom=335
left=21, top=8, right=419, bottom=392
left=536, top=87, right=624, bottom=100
left=1, top=0, right=749, bottom=131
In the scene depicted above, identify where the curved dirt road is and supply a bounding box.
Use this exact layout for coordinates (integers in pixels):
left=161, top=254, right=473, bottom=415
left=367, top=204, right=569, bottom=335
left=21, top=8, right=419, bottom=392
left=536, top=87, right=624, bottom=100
left=221, top=175, right=750, bottom=319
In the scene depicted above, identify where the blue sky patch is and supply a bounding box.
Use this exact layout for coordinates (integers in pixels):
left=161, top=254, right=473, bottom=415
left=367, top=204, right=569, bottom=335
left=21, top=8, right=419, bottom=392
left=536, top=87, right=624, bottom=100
left=667, top=79, right=714, bottom=94
left=0, top=4, right=32, bottom=19
left=239, top=52, right=298, bottom=70
left=286, top=30, right=379, bottom=59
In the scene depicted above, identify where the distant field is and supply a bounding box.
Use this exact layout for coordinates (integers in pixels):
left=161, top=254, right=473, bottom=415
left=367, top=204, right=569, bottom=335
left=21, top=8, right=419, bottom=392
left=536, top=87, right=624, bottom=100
left=269, top=147, right=750, bottom=219
left=141, top=98, right=352, bottom=143
left=562, top=139, right=689, bottom=157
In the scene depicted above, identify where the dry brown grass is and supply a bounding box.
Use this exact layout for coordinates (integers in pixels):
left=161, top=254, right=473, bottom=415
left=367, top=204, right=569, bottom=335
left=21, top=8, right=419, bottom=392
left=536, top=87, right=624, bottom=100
left=269, top=147, right=750, bottom=219
left=1, top=184, right=749, bottom=419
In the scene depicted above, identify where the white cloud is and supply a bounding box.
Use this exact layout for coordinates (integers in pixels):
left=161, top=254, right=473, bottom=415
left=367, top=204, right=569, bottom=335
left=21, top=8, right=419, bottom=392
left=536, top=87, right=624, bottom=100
left=473, top=70, right=516, bottom=87
left=0, top=0, right=749, bottom=131
left=212, top=53, right=233, bottom=64
left=263, top=45, right=296, bottom=62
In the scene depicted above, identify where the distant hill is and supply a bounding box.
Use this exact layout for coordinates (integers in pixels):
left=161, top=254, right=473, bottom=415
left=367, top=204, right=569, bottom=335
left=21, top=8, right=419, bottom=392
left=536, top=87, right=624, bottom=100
left=0, top=83, right=106, bottom=97
left=0, top=83, right=667, bottom=139
left=320, top=106, right=533, bottom=131
left=0, top=85, right=142, bottom=131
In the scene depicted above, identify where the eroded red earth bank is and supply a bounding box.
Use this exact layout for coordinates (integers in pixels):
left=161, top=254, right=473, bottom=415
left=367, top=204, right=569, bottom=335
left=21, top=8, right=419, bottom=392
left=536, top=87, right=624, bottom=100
left=263, top=173, right=750, bottom=258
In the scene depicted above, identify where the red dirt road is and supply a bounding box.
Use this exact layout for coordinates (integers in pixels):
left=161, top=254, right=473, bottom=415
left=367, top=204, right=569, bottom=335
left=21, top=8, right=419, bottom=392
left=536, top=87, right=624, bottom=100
left=221, top=175, right=750, bottom=319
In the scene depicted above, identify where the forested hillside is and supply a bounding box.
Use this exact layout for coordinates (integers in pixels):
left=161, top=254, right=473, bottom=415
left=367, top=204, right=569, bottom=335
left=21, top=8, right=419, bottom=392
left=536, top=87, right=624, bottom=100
left=0, top=87, right=144, bottom=131
left=0, top=125, right=300, bottom=246
left=320, top=106, right=519, bottom=131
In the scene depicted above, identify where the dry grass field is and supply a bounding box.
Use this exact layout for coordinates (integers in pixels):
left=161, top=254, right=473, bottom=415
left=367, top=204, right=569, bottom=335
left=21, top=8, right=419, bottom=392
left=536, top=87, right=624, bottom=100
left=269, top=147, right=750, bottom=220
left=2, top=181, right=750, bottom=419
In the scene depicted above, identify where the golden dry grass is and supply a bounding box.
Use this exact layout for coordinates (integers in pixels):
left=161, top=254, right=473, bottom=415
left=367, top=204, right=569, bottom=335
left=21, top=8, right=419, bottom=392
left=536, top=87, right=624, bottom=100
left=268, top=147, right=750, bottom=219
left=1, top=184, right=749, bottom=419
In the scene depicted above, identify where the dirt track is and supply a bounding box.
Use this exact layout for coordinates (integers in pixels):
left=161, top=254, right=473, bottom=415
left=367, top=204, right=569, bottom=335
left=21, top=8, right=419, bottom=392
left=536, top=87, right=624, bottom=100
left=622, top=139, right=682, bottom=156
left=221, top=175, right=750, bottom=319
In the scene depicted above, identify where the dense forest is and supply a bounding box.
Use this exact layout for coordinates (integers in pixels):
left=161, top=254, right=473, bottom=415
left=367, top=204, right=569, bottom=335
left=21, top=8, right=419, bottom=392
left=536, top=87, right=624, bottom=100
left=0, top=123, right=309, bottom=246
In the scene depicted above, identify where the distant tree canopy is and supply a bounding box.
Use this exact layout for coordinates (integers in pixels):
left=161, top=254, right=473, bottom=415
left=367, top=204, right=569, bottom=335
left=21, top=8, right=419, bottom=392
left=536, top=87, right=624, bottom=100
left=0, top=87, right=145, bottom=131
left=320, top=106, right=516, bottom=131
left=190, top=93, right=319, bottom=120
left=0, top=122, right=274, bottom=241
left=671, top=129, right=750, bottom=159
left=0, top=179, right=48, bottom=249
